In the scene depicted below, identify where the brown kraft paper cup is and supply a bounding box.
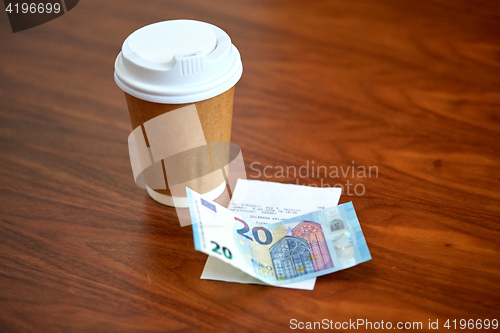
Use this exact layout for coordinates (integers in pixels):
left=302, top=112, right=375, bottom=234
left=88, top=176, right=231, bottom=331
left=124, top=87, right=234, bottom=198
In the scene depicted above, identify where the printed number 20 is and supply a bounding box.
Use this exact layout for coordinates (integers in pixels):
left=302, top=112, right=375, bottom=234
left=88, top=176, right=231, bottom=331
left=211, top=241, right=232, bottom=259
left=235, top=218, right=273, bottom=245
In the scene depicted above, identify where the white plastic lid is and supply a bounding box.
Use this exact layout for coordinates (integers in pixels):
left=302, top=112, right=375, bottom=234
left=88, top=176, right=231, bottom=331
left=114, top=20, right=243, bottom=104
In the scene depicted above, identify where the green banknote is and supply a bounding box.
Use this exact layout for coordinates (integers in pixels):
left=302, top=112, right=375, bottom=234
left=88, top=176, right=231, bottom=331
left=188, top=188, right=371, bottom=285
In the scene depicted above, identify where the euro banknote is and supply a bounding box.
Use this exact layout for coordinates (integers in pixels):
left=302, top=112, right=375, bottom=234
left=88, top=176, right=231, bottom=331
left=188, top=187, right=371, bottom=286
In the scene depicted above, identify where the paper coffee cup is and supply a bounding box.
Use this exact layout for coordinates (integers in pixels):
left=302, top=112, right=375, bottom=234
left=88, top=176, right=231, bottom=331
left=114, top=20, right=243, bottom=207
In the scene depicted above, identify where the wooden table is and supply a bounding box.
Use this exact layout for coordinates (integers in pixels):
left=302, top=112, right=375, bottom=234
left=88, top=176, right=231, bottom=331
left=1, top=0, right=499, bottom=331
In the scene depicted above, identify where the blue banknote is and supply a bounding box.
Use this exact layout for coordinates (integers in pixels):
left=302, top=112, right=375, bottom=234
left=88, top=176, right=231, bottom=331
left=188, top=188, right=371, bottom=285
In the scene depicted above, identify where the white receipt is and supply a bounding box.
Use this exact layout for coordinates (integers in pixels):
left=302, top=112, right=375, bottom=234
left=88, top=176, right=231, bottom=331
left=201, top=179, right=342, bottom=290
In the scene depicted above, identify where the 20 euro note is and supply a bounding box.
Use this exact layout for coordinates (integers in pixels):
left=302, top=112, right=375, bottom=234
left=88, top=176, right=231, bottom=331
left=187, top=188, right=372, bottom=286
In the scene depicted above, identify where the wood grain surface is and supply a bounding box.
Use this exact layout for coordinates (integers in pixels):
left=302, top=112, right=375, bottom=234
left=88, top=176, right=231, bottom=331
left=1, top=0, right=499, bottom=332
